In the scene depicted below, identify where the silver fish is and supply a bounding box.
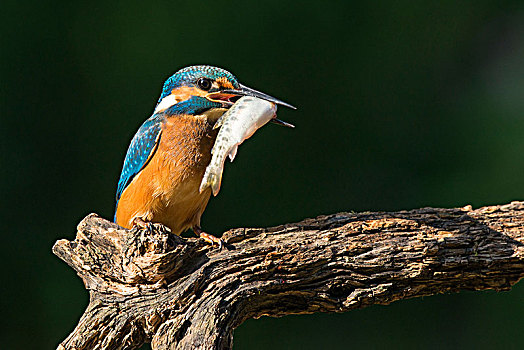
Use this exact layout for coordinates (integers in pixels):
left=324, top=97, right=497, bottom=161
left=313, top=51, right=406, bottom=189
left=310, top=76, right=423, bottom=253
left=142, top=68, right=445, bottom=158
left=199, top=96, right=278, bottom=196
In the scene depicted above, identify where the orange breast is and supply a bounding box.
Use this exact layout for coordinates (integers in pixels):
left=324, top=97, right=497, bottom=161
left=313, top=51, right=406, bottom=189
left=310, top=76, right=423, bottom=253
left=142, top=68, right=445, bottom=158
left=115, top=109, right=225, bottom=234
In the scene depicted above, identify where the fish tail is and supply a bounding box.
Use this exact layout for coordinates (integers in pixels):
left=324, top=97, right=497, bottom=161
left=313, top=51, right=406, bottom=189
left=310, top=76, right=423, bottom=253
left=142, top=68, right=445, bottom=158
left=199, top=166, right=223, bottom=196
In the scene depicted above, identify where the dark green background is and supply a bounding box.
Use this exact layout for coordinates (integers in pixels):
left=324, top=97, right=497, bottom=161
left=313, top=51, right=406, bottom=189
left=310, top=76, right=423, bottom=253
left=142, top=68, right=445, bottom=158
left=2, top=1, right=524, bottom=349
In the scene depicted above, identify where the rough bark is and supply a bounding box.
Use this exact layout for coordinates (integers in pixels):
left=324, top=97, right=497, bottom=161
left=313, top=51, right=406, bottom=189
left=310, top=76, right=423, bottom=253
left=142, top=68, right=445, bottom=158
left=53, top=201, right=524, bottom=350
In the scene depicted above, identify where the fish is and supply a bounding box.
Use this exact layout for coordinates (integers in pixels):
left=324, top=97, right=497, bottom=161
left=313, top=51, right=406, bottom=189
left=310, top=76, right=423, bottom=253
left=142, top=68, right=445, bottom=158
left=199, top=96, right=287, bottom=196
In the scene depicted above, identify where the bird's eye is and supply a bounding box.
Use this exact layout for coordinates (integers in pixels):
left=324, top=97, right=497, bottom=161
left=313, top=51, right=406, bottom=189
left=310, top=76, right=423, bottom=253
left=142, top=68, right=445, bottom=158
left=197, top=78, right=212, bottom=91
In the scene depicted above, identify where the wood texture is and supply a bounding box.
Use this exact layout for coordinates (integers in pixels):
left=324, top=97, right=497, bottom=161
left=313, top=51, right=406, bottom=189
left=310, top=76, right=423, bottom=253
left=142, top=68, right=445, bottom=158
left=53, top=201, right=524, bottom=349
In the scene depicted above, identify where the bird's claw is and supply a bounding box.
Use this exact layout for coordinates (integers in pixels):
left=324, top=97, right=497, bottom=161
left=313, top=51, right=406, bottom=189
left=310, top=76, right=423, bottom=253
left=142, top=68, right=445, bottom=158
left=200, top=232, right=224, bottom=249
left=193, top=226, right=224, bottom=249
left=131, top=216, right=154, bottom=234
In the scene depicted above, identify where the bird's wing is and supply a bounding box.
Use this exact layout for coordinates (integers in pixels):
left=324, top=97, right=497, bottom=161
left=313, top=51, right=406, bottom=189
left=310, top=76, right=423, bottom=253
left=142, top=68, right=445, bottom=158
left=115, top=114, right=163, bottom=208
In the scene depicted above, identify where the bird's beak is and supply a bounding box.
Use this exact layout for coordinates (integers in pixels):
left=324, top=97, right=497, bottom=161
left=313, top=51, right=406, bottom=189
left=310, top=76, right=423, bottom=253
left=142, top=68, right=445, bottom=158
left=207, top=84, right=296, bottom=109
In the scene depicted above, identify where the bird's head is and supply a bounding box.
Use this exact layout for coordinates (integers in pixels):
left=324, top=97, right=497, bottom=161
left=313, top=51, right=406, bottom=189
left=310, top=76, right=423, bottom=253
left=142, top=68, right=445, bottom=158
left=154, top=65, right=295, bottom=116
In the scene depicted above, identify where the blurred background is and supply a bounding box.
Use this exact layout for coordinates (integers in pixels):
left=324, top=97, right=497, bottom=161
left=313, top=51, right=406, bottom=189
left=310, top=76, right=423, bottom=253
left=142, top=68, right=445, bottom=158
left=2, top=1, right=524, bottom=349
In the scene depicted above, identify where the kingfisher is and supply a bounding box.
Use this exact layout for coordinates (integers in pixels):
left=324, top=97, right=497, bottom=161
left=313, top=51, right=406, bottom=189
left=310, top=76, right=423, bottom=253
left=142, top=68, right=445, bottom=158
left=114, top=65, right=295, bottom=247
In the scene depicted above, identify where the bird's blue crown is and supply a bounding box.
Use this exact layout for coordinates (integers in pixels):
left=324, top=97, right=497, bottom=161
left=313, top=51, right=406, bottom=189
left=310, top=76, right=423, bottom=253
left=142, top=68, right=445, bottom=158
left=159, top=65, right=240, bottom=101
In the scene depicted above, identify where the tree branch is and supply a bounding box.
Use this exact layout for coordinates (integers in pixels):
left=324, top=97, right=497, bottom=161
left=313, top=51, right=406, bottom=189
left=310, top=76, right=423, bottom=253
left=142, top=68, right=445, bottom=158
left=53, top=201, right=524, bottom=350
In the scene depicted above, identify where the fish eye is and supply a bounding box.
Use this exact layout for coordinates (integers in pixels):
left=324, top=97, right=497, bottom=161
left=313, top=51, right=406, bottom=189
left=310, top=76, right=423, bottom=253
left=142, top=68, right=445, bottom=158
left=197, top=78, right=212, bottom=91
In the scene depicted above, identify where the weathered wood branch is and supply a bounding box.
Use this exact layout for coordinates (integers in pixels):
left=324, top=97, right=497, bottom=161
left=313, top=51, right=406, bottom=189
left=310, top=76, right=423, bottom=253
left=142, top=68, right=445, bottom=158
left=53, top=201, right=524, bottom=350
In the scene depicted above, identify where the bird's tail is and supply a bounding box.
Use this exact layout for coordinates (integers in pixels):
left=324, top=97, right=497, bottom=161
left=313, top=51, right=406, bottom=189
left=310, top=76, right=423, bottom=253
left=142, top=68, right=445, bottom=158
left=199, top=166, right=222, bottom=196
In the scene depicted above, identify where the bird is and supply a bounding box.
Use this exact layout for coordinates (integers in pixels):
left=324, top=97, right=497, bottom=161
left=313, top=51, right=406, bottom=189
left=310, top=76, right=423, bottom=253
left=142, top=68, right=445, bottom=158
left=114, top=65, right=294, bottom=247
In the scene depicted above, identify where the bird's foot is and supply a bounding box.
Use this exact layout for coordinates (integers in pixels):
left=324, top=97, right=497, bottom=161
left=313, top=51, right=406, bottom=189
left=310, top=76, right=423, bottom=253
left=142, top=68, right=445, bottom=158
left=193, top=226, right=224, bottom=249
left=131, top=216, right=154, bottom=234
